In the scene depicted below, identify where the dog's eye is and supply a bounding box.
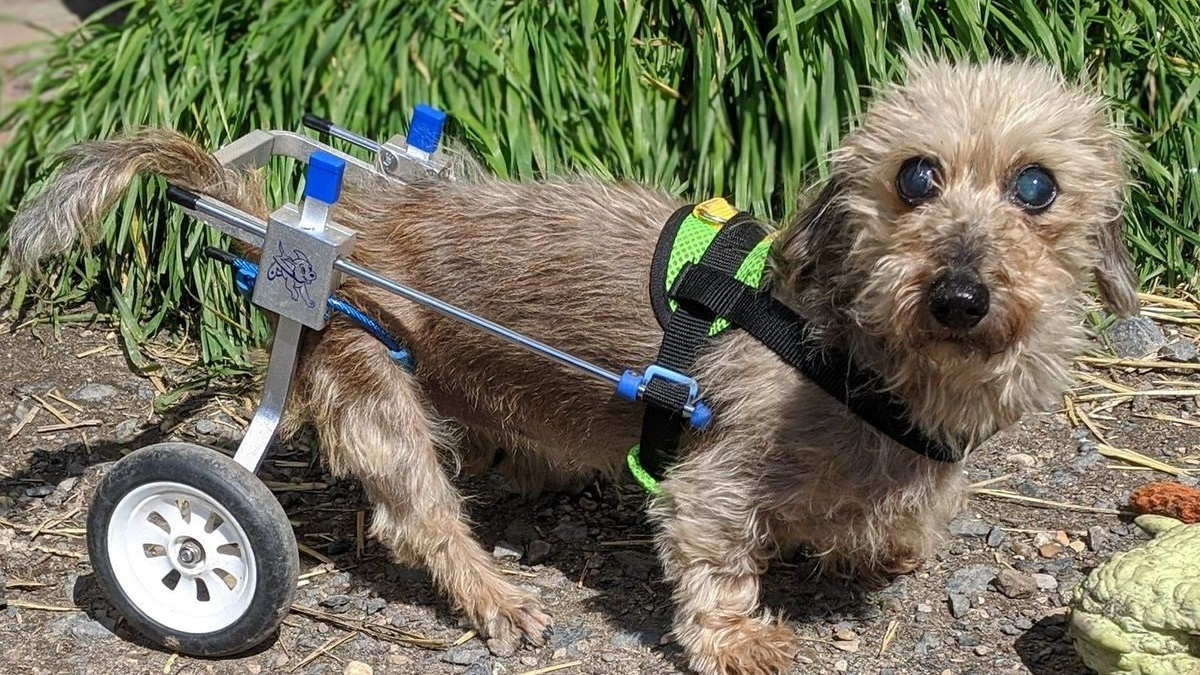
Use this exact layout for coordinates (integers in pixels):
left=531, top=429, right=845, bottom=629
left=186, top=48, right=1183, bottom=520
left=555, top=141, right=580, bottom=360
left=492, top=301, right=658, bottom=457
left=896, top=157, right=940, bottom=206
left=1011, top=165, right=1057, bottom=212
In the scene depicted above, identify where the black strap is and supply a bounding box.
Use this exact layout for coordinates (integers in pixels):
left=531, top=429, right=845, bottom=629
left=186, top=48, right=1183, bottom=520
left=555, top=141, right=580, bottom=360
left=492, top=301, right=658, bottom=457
left=670, top=264, right=960, bottom=463
left=636, top=217, right=766, bottom=478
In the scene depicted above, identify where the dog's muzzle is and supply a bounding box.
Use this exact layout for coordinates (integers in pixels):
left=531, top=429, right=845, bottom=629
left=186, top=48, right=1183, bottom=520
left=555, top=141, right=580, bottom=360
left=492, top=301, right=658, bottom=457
left=928, top=270, right=990, bottom=330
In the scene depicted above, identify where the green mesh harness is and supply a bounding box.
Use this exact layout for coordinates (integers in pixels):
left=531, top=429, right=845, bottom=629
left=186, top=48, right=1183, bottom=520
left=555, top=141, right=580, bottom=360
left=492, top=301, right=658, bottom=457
left=628, top=198, right=959, bottom=495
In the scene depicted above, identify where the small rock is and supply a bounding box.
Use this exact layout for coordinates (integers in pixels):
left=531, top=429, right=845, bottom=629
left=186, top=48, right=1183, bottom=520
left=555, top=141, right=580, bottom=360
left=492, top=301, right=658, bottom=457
left=1159, top=341, right=1198, bottom=363
left=55, top=614, right=114, bottom=641
left=24, top=484, right=54, bottom=498
left=343, top=661, right=373, bottom=675
left=487, top=637, right=517, bottom=657
left=1008, top=452, right=1037, bottom=467
left=552, top=522, right=588, bottom=544
left=70, top=383, right=119, bottom=403
left=194, top=419, right=220, bottom=435
left=948, top=594, right=971, bottom=619
left=1086, top=526, right=1106, bottom=552
left=362, top=598, right=387, bottom=616
left=525, top=539, right=552, bottom=565
left=0, top=571, right=6, bottom=609
left=0, top=496, right=11, bottom=518
left=974, top=645, right=992, bottom=656
left=463, top=665, right=490, bottom=675
left=1032, top=574, right=1059, bottom=591
left=493, top=541, right=523, bottom=561
left=113, top=419, right=141, bottom=442
left=1014, top=617, right=1034, bottom=630
left=1068, top=540, right=1087, bottom=554
left=272, top=654, right=290, bottom=669
left=1108, top=316, right=1165, bottom=358
left=441, top=646, right=489, bottom=666
left=916, top=602, right=933, bottom=614
left=610, top=629, right=662, bottom=650
left=319, top=595, right=353, bottom=613
left=957, top=633, right=981, bottom=647
left=946, top=565, right=997, bottom=597
left=832, top=639, right=860, bottom=653
left=519, top=657, right=538, bottom=667
left=993, top=569, right=1037, bottom=599
left=1038, top=543, right=1062, bottom=559
left=914, top=631, right=939, bottom=656
left=45, top=476, right=79, bottom=508
left=949, top=515, right=992, bottom=538
left=834, top=659, right=849, bottom=672
left=986, top=526, right=1007, bottom=548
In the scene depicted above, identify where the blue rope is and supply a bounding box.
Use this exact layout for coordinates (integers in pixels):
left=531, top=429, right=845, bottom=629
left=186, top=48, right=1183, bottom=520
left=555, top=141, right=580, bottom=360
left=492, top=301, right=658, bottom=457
left=217, top=252, right=415, bottom=371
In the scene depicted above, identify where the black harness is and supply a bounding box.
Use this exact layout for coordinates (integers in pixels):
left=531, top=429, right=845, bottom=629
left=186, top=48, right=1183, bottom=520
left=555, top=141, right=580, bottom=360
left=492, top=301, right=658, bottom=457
left=633, top=203, right=961, bottom=488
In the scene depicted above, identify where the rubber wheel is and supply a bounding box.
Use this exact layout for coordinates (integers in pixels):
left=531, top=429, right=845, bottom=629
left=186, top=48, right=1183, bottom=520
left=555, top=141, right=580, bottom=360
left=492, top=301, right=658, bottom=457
left=87, top=442, right=298, bottom=656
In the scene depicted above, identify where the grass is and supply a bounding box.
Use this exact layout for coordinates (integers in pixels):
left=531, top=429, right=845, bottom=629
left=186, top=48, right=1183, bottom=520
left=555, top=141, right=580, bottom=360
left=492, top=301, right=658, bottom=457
left=0, top=0, right=1197, bottom=372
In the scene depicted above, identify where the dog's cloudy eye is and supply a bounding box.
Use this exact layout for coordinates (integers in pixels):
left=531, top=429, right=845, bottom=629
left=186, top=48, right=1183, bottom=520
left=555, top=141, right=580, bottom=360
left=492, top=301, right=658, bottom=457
left=896, top=157, right=940, bottom=206
left=1012, top=165, right=1057, bottom=212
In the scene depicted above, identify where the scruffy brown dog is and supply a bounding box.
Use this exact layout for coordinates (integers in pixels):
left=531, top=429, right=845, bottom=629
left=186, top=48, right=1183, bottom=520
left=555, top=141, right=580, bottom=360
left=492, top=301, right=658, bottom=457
left=9, top=57, right=1138, bottom=675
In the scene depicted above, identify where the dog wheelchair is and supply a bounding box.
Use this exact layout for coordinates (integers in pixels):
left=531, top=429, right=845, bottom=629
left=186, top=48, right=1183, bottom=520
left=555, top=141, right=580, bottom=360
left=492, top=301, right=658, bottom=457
left=84, top=106, right=715, bottom=656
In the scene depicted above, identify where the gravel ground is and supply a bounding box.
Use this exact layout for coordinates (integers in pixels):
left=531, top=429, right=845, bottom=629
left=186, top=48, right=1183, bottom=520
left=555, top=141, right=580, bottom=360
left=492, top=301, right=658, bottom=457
left=0, top=308, right=1198, bottom=675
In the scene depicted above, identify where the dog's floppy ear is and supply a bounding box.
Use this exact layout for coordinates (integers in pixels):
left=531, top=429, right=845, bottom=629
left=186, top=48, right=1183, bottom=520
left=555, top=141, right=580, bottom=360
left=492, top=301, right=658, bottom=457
left=1094, top=216, right=1140, bottom=318
left=774, top=176, right=849, bottom=287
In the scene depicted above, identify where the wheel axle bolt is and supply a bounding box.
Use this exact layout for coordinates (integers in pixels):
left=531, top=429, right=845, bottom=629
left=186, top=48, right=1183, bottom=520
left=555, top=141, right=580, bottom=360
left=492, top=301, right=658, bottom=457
left=177, top=540, right=204, bottom=568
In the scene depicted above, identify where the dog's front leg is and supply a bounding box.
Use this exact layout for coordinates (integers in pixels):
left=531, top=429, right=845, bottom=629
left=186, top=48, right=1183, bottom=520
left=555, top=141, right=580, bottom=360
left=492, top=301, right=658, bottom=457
left=297, top=328, right=551, bottom=646
left=650, top=445, right=796, bottom=675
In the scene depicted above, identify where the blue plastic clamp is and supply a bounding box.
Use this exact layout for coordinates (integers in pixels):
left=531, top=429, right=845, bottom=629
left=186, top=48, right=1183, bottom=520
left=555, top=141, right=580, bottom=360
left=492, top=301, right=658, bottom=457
left=615, top=366, right=712, bottom=430
left=305, top=151, right=346, bottom=204
left=407, top=104, right=447, bottom=155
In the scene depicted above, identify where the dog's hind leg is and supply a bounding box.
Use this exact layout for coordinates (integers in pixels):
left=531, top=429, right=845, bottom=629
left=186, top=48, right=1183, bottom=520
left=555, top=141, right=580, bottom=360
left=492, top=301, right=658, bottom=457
left=295, top=328, right=551, bottom=645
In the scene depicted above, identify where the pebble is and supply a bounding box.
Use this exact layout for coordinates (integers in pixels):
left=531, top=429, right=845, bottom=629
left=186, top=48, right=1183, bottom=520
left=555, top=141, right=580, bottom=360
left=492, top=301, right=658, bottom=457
left=949, top=515, right=992, bottom=538
left=1038, top=543, right=1063, bottom=559
left=520, top=657, right=538, bottom=667
left=343, top=661, right=373, bottom=675
left=24, top=484, right=54, bottom=498
left=463, top=664, right=490, bottom=675
left=493, top=541, right=523, bottom=561
left=362, top=598, right=387, bottom=616
left=0, top=571, right=5, bottom=609
left=986, top=526, right=1007, bottom=548
left=319, top=595, right=353, bottom=613
left=44, top=476, right=79, bottom=508
left=1107, top=316, right=1165, bottom=357
left=195, top=419, right=221, bottom=435
left=948, top=594, right=971, bottom=619
left=56, top=614, right=114, bottom=641
left=70, top=383, right=119, bottom=402
left=0, top=496, right=11, bottom=518
left=1160, top=341, right=1198, bottom=363
left=993, top=568, right=1037, bottom=599
left=914, top=631, right=939, bottom=656
left=834, top=659, right=849, bottom=672
left=525, top=539, right=552, bottom=565
left=552, top=522, right=588, bottom=544
left=957, top=633, right=981, bottom=647
left=441, top=646, right=489, bottom=666
left=112, top=418, right=141, bottom=442
left=946, top=565, right=997, bottom=597
left=1033, top=574, right=1059, bottom=591
left=1008, top=453, right=1036, bottom=467
left=974, top=645, right=992, bottom=656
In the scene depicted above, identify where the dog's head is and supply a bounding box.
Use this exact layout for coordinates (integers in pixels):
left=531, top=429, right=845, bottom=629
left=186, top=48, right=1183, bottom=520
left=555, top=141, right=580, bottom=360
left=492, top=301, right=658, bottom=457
left=777, top=57, right=1138, bottom=436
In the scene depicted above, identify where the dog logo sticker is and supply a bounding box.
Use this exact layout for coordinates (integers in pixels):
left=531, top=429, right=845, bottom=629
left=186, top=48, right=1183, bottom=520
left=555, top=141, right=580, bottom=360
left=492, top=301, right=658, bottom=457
left=266, top=241, right=317, bottom=308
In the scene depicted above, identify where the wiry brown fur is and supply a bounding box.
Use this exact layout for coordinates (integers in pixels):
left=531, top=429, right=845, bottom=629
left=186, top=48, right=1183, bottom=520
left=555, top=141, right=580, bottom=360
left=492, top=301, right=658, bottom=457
left=8, top=56, right=1139, bottom=675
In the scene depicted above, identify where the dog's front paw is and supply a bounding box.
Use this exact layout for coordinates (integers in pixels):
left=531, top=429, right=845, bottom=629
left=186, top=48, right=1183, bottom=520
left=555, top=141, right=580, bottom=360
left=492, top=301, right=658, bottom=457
left=681, top=614, right=796, bottom=675
left=477, top=589, right=552, bottom=647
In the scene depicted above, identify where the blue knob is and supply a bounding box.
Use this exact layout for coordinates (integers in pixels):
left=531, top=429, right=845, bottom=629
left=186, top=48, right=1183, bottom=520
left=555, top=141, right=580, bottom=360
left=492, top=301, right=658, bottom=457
left=408, top=104, right=447, bottom=155
left=689, top=402, right=713, bottom=430
left=616, top=370, right=641, bottom=402
left=305, top=151, right=346, bottom=205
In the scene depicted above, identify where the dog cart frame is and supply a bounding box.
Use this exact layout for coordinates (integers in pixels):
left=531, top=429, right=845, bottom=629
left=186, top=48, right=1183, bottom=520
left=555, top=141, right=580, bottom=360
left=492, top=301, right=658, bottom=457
left=84, top=107, right=713, bottom=656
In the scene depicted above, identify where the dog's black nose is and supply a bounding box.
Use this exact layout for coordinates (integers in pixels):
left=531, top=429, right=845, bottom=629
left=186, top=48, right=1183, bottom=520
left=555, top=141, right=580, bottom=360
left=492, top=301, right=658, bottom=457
left=928, top=271, right=990, bottom=330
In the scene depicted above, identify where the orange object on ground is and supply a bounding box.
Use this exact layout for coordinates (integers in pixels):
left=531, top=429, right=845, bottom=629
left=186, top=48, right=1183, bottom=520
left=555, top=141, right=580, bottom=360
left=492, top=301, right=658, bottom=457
left=1128, top=481, right=1200, bottom=524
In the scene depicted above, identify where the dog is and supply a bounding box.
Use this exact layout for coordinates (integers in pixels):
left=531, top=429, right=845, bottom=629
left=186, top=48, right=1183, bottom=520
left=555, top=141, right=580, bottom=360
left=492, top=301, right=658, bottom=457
left=8, top=56, right=1138, bottom=675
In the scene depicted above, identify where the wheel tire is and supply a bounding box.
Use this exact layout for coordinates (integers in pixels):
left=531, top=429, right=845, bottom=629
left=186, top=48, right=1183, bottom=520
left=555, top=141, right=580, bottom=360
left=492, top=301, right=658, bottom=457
left=87, top=442, right=298, bottom=656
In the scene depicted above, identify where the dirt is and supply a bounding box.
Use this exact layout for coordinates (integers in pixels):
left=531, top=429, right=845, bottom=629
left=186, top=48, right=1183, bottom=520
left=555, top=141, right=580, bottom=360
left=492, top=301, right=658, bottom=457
left=0, top=306, right=1197, bottom=675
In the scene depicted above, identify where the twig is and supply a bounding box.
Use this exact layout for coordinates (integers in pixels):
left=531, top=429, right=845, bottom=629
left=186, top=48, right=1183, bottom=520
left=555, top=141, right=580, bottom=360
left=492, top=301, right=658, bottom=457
left=297, top=543, right=335, bottom=566
left=879, top=619, right=899, bottom=657
left=31, top=394, right=73, bottom=425
left=46, top=390, right=85, bottom=413
left=599, top=538, right=655, bottom=547
left=74, top=345, right=113, bottom=358
left=970, top=488, right=1124, bottom=515
left=1074, top=389, right=1200, bottom=401
left=7, top=600, right=80, bottom=612
left=356, top=510, right=365, bottom=559
left=162, top=653, right=178, bottom=674
left=1097, top=444, right=1193, bottom=476
left=289, top=604, right=445, bottom=649
left=37, top=420, right=102, bottom=433
left=7, top=406, right=39, bottom=441
left=290, top=631, right=359, bottom=672
left=515, top=662, right=583, bottom=675
left=452, top=630, right=477, bottom=646
left=1077, top=356, right=1200, bottom=371
left=1134, top=412, right=1200, bottom=428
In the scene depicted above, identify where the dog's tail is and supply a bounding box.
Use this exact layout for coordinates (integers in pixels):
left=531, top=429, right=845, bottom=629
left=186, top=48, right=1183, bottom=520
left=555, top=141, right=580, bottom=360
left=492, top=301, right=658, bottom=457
left=8, top=128, right=265, bottom=271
